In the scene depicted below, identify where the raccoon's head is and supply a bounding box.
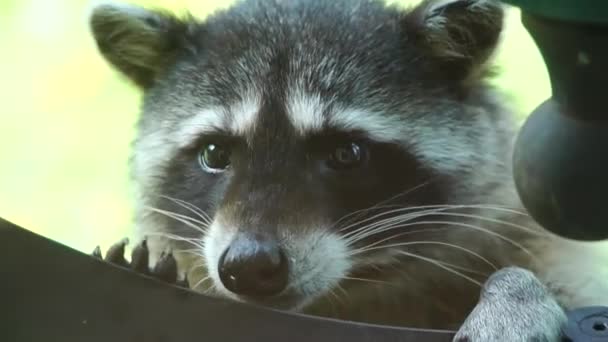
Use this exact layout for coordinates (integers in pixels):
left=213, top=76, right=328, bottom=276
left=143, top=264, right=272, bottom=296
left=90, top=0, right=518, bottom=317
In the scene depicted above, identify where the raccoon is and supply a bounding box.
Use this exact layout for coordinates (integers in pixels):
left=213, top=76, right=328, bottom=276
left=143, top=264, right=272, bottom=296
left=89, top=0, right=608, bottom=339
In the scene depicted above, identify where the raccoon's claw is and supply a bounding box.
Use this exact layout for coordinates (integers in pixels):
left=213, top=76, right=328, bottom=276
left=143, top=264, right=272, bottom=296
left=130, top=238, right=150, bottom=275
left=153, top=249, right=179, bottom=283
left=104, top=237, right=130, bottom=268
left=92, top=238, right=190, bottom=289
left=92, top=245, right=103, bottom=259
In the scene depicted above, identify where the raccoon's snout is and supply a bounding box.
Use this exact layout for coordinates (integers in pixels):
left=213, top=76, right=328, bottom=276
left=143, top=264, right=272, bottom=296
left=218, top=234, right=289, bottom=297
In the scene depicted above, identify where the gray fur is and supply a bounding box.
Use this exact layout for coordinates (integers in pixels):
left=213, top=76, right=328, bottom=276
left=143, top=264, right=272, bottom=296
left=88, top=0, right=608, bottom=339
left=454, top=267, right=567, bottom=341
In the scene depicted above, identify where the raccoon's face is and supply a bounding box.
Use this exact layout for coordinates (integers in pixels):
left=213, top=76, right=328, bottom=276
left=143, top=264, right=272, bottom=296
left=90, top=0, right=514, bottom=314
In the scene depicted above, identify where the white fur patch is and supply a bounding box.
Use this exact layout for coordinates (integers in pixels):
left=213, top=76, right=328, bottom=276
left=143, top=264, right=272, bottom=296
left=228, top=93, right=261, bottom=135
left=285, top=230, right=352, bottom=310
left=284, top=89, right=410, bottom=143
left=175, top=107, right=226, bottom=148
left=329, top=107, right=406, bottom=142
left=203, top=215, right=240, bottom=300
left=532, top=238, right=608, bottom=308
left=285, top=89, right=326, bottom=134
left=176, top=95, right=261, bottom=148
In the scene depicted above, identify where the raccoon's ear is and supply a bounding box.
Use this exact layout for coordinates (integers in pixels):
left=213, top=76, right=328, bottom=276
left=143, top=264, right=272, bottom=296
left=89, top=2, right=197, bottom=89
left=404, top=0, right=504, bottom=82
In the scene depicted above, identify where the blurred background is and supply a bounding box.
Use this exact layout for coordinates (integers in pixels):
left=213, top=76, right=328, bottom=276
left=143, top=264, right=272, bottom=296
left=0, top=0, right=550, bottom=254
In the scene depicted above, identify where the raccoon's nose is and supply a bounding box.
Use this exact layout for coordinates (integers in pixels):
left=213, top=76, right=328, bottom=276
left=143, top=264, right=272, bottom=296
left=218, top=235, right=288, bottom=297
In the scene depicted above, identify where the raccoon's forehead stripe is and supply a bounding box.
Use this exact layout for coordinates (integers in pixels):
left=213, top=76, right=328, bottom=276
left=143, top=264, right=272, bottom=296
left=285, top=90, right=325, bottom=134
left=328, top=107, right=407, bottom=143
left=175, top=107, right=225, bottom=148
left=285, top=91, right=406, bottom=143
left=175, top=95, right=261, bottom=148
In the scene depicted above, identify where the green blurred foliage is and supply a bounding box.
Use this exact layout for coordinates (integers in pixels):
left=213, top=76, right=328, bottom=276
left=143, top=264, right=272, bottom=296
left=0, top=0, right=549, bottom=253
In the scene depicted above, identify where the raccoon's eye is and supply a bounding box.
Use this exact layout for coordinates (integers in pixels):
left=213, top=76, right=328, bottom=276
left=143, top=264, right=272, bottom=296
left=327, top=142, right=365, bottom=169
left=199, top=143, right=231, bottom=173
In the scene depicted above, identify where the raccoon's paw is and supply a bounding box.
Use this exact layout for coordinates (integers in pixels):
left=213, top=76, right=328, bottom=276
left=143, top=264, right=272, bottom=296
left=454, top=267, right=567, bottom=342
left=92, top=238, right=190, bottom=288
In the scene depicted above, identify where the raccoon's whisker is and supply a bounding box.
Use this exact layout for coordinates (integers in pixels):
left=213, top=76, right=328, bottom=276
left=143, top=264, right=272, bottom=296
left=377, top=180, right=435, bottom=206
left=328, top=288, right=346, bottom=308
left=145, top=205, right=209, bottom=228
left=423, top=212, right=544, bottom=236
left=164, top=225, right=209, bottom=237
left=174, top=200, right=213, bottom=224
left=185, top=261, right=208, bottom=281
left=175, top=248, right=206, bottom=254
left=192, top=275, right=213, bottom=290
left=335, top=283, right=350, bottom=303
left=200, top=283, right=217, bottom=296
left=349, top=219, right=537, bottom=261
left=342, top=206, right=446, bottom=239
left=171, top=249, right=207, bottom=262
left=432, top=260, right=491, bottom=276
left=340, top=252, right=485, bottom=287
left=394, top=250, right=483, bottom=287
left=167, top=245, right=205, bottom=258
left=145, top=232, right=206, bottom=249
left=347, top=219, right=494, bottom=254
left=350, top=240, right=498, bottom=271
left=144, top=206, right=209, bottom=235
left=336, top=204, right=432, bottom=233
left=332, top=180, right=434, bottom=229
left=158, top=195, right=213, bottom=224
left=334, top=182, right=445, bottom=231
left=144, top=210, right=207, bottom=234
left=188, top=263, right=207, bottom=273
left=348, top=227, right=449, bottom=250
left=144, top=231, right=205, bottom=245
left=341, top=276, right=394, bottom=285
left=338, top=203, right=528, bottom=235
left=324, top=289, right=339, bottom=317
left=345, top=206, right=538, bottom=244
left=332, top=204, right=404, bottom=229
left=346, top=211, right=454, bottom=243
left=340, top=206, right=445, bottom=235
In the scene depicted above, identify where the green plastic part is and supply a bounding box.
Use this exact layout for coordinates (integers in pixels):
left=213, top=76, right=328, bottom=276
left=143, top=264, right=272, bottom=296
left=501, top=0, right=608, bottom=25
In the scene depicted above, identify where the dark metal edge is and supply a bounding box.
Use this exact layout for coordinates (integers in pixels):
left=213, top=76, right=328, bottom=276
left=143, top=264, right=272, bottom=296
left=0, top=216, right=456, bottom=342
